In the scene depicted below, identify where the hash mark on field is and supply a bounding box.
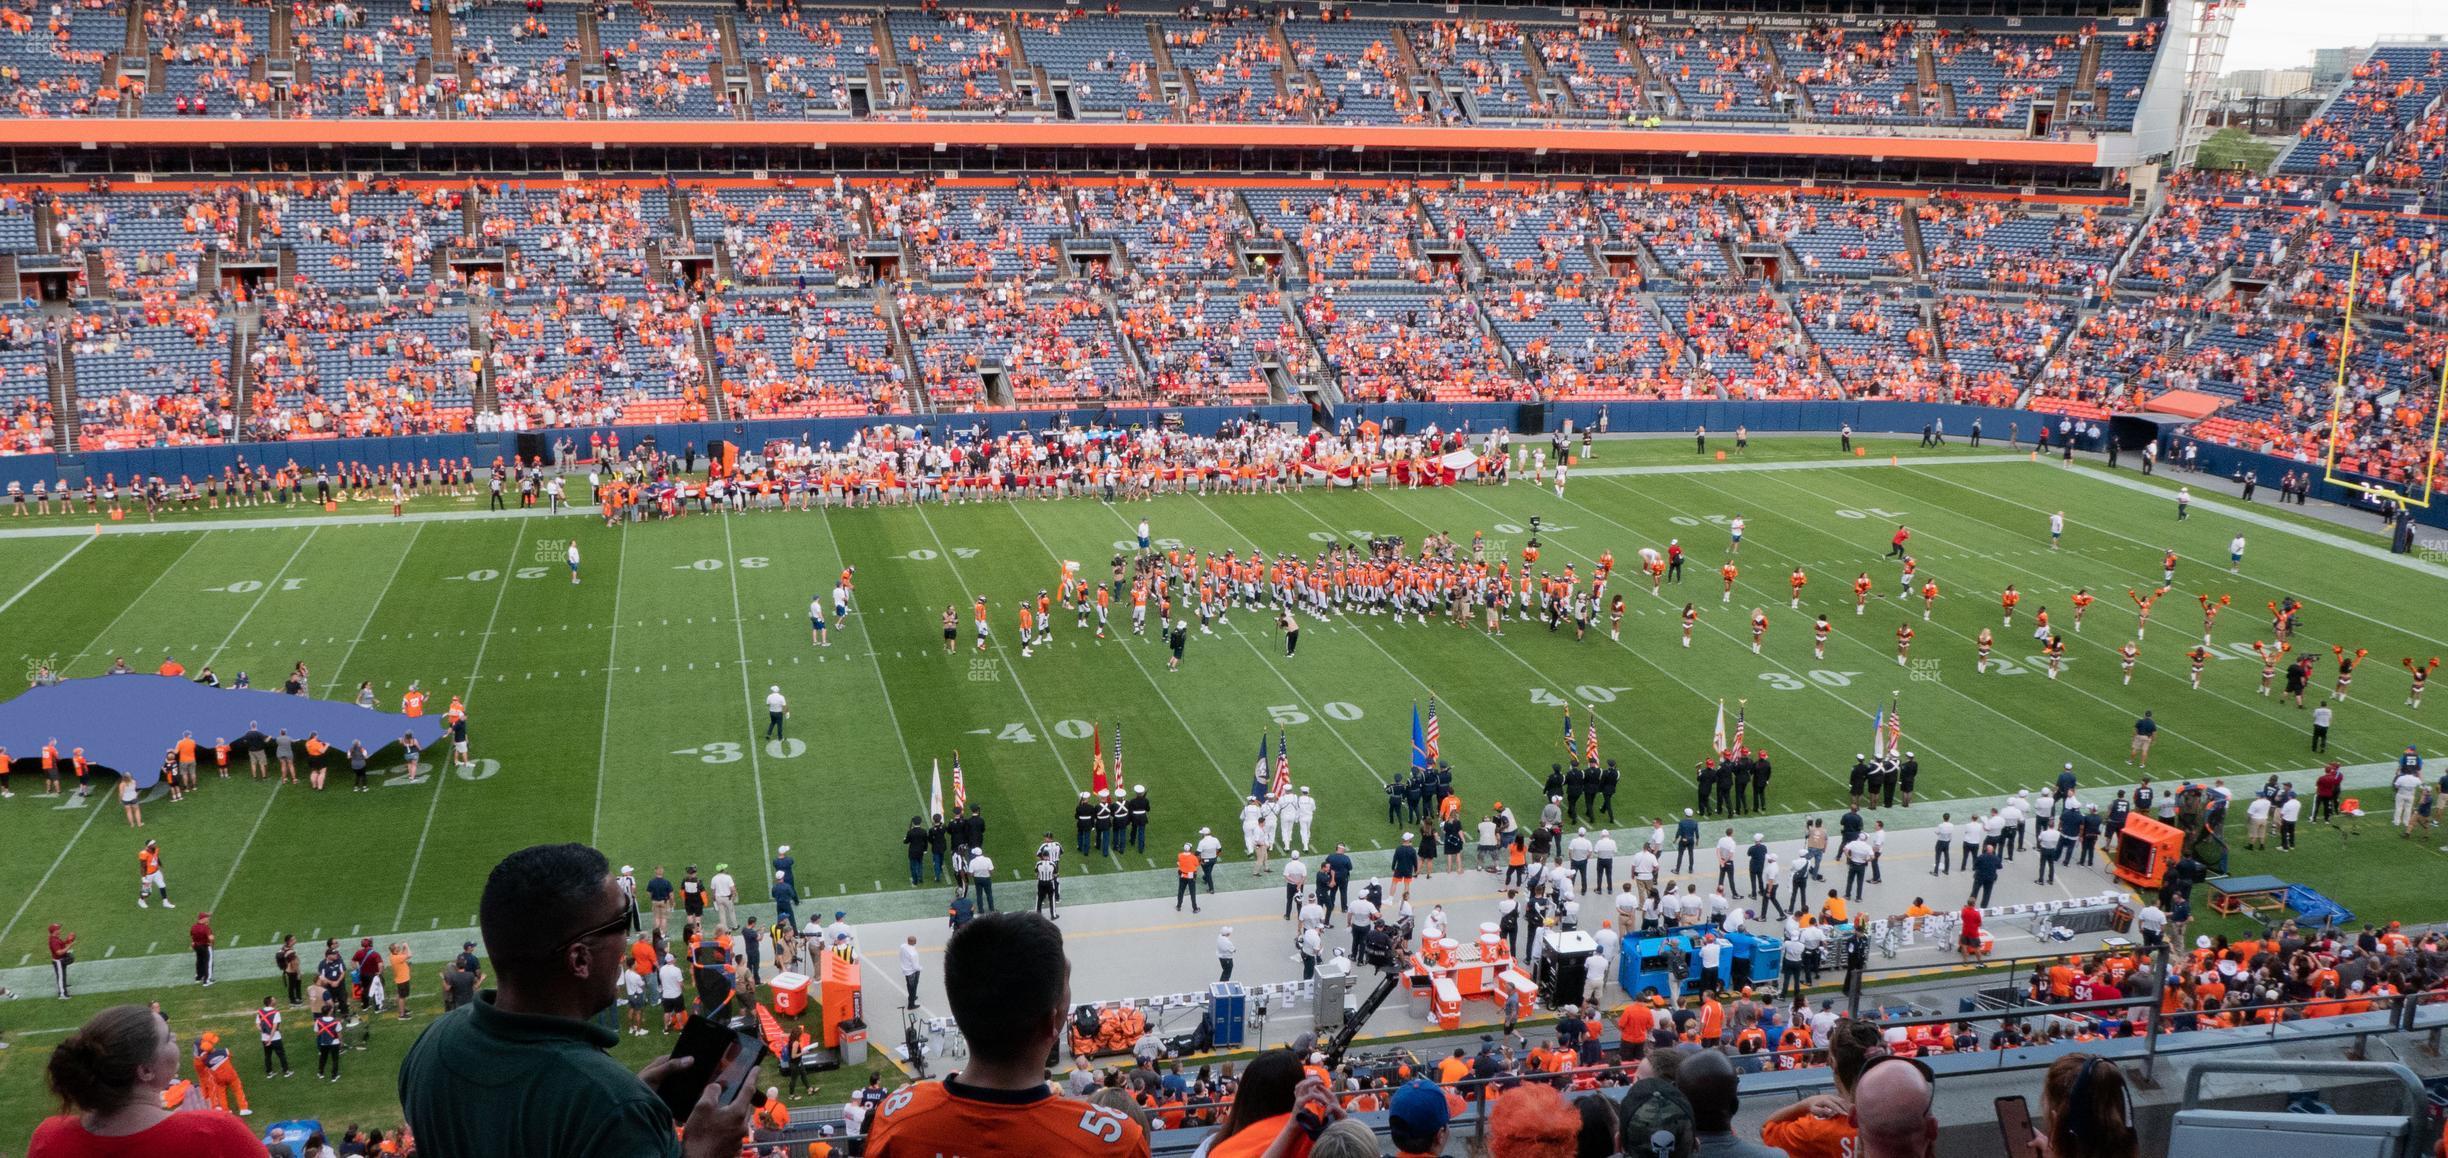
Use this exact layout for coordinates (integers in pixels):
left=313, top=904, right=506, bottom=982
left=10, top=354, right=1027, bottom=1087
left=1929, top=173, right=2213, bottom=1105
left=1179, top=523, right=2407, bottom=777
left=103, top=946, right=115, bottom=958
left=430, top=918, right=439, bottom=928
left=146, top=941, right=157, bottom=953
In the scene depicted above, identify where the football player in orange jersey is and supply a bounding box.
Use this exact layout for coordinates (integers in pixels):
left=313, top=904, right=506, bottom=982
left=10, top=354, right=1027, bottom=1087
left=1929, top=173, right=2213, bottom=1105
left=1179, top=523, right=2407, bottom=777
left=865, top=914, right=1150, bottom=1158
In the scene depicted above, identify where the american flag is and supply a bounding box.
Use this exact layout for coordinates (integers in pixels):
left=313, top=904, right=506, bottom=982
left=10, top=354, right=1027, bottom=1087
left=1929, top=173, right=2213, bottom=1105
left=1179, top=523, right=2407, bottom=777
left=951, top=751, right=967, bottom=810
left=1734, top=703, right=1747, bottom=753
left=1424, top=698, right=1441, bottom=762
left=1583, top=715, right=1598, bottom=766
left=1270, top=732, right=1292, bottom=800
left=1885, top=696, right=1902, bottom=754
left=1112, top=722, right=1124, bottom=790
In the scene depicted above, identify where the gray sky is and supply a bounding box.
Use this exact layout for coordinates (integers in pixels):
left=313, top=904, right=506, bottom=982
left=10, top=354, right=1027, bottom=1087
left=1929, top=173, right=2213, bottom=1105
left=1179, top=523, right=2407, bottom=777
left=2226, top=0, right=2448, bottom=72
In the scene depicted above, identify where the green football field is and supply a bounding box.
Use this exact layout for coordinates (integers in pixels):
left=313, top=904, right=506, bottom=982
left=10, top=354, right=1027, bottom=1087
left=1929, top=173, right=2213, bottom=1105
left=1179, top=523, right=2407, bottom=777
left=0, top=434, right=2444, bottom=1132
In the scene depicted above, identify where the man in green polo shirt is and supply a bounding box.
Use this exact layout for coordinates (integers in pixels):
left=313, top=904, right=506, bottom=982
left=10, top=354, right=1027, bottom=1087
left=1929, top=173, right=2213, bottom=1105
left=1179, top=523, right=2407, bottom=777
left=400, top=843, right=756, bottom=1158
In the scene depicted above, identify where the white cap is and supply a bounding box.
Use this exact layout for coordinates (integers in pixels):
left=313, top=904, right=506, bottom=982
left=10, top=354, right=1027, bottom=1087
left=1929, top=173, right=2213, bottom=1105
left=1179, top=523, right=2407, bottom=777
left=1097, top=789, right=1110, bottom=798
left=1184, top=844, right=1194, bottom=852
left=1577, top=827, right=1588, bottom=835
left=622, top=865, right=634, bottom=874
left=2063, top=763, right=2074, bottom=771
left=776, top=871, right=786, bottom=880
left=1685, top=808, right=1694, bottom=817
left=1199, top=826, right=1211, bottom=835
left=1133, top=784, right=1145, bottom=794
left=1402, top=833, right=1414, bottom=841
left=770, top=685, right=780, bottom=693
left=1753, top=834, right=1764, bottom=842
left=1550, top=795, right=1562, bottom=802
left=778, top=845, right=790, bottom=855
left=1300, top=786, right=1311, bottom=795
left=1221, top=926, right=1233, bottom=935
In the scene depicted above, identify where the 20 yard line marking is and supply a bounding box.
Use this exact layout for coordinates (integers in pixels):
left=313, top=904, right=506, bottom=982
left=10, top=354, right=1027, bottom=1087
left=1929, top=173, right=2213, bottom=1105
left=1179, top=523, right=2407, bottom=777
left=394, top=531, right=529, bottom=928
left=717, top=510, right=773, bottom=860
left=0, top=531, right=215, bottom=952
left=213, top=524, right=426, bottom=918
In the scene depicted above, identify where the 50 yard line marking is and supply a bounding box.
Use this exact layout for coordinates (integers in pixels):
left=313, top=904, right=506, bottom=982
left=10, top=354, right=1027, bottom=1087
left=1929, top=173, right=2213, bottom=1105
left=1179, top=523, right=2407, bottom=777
left=210, top=525, right=425, bottom=917
left=717, top=510, right=773, bottom=860
left=0, top=531, right=216, bottom=954
left=393, top=531, right=528, bottom=928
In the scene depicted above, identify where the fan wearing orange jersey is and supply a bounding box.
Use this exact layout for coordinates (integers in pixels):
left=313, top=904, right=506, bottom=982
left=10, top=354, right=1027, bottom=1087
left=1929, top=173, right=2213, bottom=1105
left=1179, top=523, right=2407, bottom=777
left=866, top=914, right=1150, bottom=1158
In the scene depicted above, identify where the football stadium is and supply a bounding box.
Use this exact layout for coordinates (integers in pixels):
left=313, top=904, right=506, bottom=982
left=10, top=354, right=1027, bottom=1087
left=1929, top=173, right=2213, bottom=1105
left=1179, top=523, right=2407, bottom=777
left=0, top=0, right=2446, bottom=1154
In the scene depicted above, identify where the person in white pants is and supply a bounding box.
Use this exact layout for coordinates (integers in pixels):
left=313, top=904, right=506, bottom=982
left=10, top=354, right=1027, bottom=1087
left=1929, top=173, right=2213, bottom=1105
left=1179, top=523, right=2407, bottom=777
left=2394, top=770, right=2423, bottom=829
left=1294, top=787, right=1318, bottom=852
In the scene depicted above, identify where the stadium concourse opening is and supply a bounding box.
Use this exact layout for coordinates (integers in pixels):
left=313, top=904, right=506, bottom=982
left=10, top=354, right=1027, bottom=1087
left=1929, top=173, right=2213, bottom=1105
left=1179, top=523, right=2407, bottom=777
left=7, top=0, right=2448, bottom=1155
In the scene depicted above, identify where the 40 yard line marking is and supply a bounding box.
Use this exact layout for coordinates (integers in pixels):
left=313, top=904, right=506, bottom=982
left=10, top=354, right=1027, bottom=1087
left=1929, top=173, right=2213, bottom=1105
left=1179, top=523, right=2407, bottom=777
left=717, top=510, right=773, bottom=861
left=0, top=531, right=215, bottom=953
left=394, top=531, right=529, bottom=928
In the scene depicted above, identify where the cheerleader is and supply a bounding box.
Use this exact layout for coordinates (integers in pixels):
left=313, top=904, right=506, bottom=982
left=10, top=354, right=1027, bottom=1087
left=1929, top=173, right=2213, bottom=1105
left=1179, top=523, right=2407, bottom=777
left=1750, top=608, right=1768, bottom=654
left=1813, top=615, right=1832, bottom=661
left=1853, top=572, right=1873, bottom=616
left=1896, top=622, right=1915, bottom=667
left=1976, top=627, right=1994, bottom=674
left=2070, top=587, right=2094, bottom=632
left=2043, top=635, right=2068, bottom=680
left=2119, top=642, right=2140, bottom=685
left=1681, top=603, right=1698, bottom=649
left=2252, top=641, right=2290, bottom=696
left=1921, top=579, right=1940, bottom=621
left=2334, top=646, right=2369, bottom=701
left=2198, top=593, right=2230, bottom=645
left=2185, top=647, right=2209, bottom=690
left=2405, top=657, right=2439, bottom=708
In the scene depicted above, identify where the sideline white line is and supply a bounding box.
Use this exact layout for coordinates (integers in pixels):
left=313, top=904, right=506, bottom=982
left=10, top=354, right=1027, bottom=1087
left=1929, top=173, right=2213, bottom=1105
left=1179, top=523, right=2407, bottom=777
left=0, top=534, right=93, bottom=617
left=1569, top=454, right=2025, bottom=480
left=0, top=502, right=604, bottom=540
left=392, top=531, right=528, bottom=928
left=0, top=531, right=215, bottom=952
left=717, top=510, right=773, bottom=861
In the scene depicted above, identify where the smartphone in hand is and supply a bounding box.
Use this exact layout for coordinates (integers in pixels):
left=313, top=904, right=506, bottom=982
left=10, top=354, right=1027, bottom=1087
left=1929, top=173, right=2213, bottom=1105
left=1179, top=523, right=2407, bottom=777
left=658, top=1013, right=771, bottom=1119
left=1994, top=1094, right=2039, bottom=1158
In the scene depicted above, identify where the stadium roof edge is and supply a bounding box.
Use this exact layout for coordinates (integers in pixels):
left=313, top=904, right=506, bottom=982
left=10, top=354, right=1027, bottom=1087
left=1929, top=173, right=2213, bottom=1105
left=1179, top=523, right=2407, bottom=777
left=8, top=117, right=2106, bottom=165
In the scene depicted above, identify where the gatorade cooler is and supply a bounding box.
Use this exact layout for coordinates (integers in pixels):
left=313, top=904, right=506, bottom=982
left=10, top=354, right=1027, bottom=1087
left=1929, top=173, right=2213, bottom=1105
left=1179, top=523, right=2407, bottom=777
left=770, top=971, right=811, bottom=1017
left=1431, top=976, right=1463, bottom=1030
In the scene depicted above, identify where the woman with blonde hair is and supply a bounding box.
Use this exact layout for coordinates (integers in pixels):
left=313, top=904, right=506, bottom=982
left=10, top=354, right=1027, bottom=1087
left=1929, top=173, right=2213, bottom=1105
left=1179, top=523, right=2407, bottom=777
left=30, top=1004, right=262, bottom=1157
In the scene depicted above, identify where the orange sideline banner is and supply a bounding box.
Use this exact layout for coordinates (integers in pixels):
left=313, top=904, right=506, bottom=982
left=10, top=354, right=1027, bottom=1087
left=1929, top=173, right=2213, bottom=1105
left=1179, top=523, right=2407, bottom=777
left=4, top=117, right=2104, bottom=164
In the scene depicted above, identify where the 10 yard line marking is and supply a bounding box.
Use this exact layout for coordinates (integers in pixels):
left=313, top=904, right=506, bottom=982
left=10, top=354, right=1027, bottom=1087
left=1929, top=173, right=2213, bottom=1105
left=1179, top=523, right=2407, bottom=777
left=394, top=532, right=528, bottom=928
left=213, top=524, right=426, bottom=918
left=717, top=511, right=773, bottom=860
left=0, top=531, right=216, bottom=953
left=588, top=522, right=630, bottom=848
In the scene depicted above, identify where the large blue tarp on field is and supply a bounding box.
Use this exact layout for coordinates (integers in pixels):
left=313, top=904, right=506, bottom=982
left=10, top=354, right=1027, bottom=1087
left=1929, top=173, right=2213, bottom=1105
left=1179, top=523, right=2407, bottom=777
left=0, top=675, right=446, bottom=788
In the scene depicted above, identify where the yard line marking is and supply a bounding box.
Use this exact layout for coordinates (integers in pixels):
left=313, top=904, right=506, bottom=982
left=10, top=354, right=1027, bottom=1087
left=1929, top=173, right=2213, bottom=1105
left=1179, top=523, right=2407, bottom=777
left=807, top=507, right=929, bottom=813
left=716, top=510, right=774, bottom=861
left=0, top=534, right=92, bottom=619
left=588, top=525, right=629, bottom=848
left=1223, top=493, right=1551, bottom=792
left=909, top=503, right=1084, bottom=796
left=1837, top=468, right=2448, bottom=748
left=0, top=530, right=216, bottom=953
left=1005, top=504, right=1256, bottom=802
left=394, top=531, right=529, bottom=929
left=214, top=523, right=427, bottom=918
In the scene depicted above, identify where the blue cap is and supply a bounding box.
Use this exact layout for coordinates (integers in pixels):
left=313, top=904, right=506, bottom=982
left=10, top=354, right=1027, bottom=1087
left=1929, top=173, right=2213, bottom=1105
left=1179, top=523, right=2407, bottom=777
left=1389, top=1080, right=1450, bottom=1133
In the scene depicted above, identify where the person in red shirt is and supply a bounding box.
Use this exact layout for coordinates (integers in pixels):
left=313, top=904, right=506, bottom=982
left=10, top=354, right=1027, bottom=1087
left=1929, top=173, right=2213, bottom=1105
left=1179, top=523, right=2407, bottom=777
left=48, top=923, right=75, bottom=998
left=28, top=1005, right=263, bottom=1158
left=190, top=913, right=215, bottom=986
left=866, top=913, right=1149, bottom=1158
left=1958, top=903, right=1985, bottom=963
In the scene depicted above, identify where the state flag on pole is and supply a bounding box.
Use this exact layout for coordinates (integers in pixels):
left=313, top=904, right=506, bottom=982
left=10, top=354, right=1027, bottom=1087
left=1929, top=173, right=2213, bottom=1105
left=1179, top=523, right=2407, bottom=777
left=1089, top=725, right=1108, bottom=795
left=1410, top=703, right=1429, bottom=774
left=1251, top=732, right=1269, bottom=801
left=1711, top=700, right=1728, bottom=754
left=951, top=752, right=968, bottom=810
left=929, top=757, right=945, bottom=820
left=1870, top=704, right=1888, bottom=761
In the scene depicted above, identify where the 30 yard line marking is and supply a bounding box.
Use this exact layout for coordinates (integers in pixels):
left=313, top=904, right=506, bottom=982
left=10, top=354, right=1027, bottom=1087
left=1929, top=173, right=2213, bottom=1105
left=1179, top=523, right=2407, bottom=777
left=589, top=522, right=630, bottom=847
left=214, top=523, right=427, bottom=918
left=716, top=510, right=773, bottom=860
left=0, top=531, right=215, bottom=953
left=394, top=531, right=529, bottom=928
